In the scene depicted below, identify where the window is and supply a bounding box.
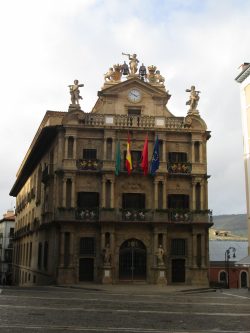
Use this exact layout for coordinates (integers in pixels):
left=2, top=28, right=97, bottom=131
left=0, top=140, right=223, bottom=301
left=168, top=195, right=189, bottom=209
left=79, top=237, right=95, bottom=256
left=83, top=149, right=97, bottom=160
left=168, top=152, right=188, bottom=163
left=171, top=239, right=186, bottom=256
left=66, top=179, right=72, bottom=208
left=194, top=142, right=200, bottom=162
left=77, top=192, right=99, bottom=208
left=123, top=150, right=142, bottom=172
left=195, top=183, right=201, bottom=210
left=68, top=137, right=74, bottom=158
left=122, top=193, right=145, bottom=209
left=9, top=228, right=14, bottom=238
left=107, top=138, right=112, bottom=160
left=128, top=108, right=141, bottom=115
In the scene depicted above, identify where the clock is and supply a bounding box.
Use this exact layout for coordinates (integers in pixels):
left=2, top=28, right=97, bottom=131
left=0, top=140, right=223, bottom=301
left=128, top=88, right=142, bottom=103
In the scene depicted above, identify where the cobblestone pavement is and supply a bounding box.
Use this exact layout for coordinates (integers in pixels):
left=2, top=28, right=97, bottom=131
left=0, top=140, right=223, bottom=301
left=0, top=284, right=250, bottom=332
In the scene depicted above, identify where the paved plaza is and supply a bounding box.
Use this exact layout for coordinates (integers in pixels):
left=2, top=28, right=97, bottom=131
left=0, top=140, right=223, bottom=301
left=0, top=284, right=250, bottom=332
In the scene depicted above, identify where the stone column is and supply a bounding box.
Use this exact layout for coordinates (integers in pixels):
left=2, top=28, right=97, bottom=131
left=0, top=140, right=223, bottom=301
left=192, top=180, right=196, bottom=210
left=110, top=180, right=114, bottom=208
left=59, top=232, right=65, bottom=267
left=102, top=178, right=106, bottom=208
left=73, top=137, right=77, bottom=159
left=163, top=179, right=167, bottom=209
left=199, top=141, right=203, bottom=163
left=154, top=180, right=158, bottom=209
left=62, top=179, right=66, bottom=207
left=57, top=130, right=64, bottom=168
left=200, top=180, right=204, bottom=210
left=111, top=138, right=115, bottom=160
left=64, top=137, right=68, bottom=159
left=191, top=142, right=195, bottom=163
left=192, top=233, right=197, bottom=268
left=103, top=138, right=107, bottom=160
left=71, top=178, right=75, bottom=208
left=70, top=232, right=74, bottom=266
left=201, top=233, right=206, bottom=268
left=162, top=140, right=166, bottom=162
left=153, top=232, right=158, bottom=266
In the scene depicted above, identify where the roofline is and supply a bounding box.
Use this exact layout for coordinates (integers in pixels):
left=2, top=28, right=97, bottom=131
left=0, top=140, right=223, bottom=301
left=235, top=63, right=250, bottom=83
left=10, top=125, right=62, bottom=196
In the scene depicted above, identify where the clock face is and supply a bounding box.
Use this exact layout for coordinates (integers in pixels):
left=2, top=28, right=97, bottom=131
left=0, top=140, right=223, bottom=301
left=128, top=89, right=141, bottom=103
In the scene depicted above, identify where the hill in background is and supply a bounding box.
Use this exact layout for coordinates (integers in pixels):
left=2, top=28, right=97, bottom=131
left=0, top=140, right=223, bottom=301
left=212, top=214, right=248, bottom=237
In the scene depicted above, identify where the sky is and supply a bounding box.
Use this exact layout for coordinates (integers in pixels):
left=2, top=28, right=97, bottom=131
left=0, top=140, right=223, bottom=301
left=0, top=0, right=249, bottom=217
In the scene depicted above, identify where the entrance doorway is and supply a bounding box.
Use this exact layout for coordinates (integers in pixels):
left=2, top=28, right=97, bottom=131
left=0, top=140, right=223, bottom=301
left=79, top=258, right=94, bottom=281
left=172, top=259, right=185, bottom=282
left=240, top=271, right=248, bottom=288
left=119, top=239, right=146, bottom=281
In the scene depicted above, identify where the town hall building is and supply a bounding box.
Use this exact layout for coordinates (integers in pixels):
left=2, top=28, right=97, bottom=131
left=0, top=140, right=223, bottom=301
left=10, top=54, right=212, bottom=286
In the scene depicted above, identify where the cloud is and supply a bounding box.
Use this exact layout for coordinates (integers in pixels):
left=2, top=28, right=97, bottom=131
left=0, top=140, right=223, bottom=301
left=0, top=0, right=249, bottom=216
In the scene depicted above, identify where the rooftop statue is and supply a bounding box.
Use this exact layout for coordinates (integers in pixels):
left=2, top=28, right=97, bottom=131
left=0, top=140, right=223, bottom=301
left=186, top=85, right=200, bottom=112
left=122, top=53, right=139, bottom=75
left=121, top=61, right=129, bottom=76
left=104, top=67, right=115, bottom=81
left=68, top=80, right=84, bottom=105
left=155, top=70, right=165, bottom=85
left=139, top=63, right=147, bottom=81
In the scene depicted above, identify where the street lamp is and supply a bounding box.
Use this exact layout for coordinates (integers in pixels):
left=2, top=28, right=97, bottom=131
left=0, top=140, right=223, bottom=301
left=224, top=247, right=236, bottom=289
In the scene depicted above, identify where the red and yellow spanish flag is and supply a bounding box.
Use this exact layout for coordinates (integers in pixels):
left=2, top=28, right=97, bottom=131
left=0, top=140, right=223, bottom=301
left=125, top=133, right=132, bottom=175
left=141, top=134, right=148, bottom=175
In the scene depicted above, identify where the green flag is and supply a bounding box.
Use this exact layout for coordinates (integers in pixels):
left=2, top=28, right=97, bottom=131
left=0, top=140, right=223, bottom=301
left=115, top=140, right=121, bottom=176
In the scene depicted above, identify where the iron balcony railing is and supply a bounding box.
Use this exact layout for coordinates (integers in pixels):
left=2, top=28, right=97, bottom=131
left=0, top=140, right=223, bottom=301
left=76, top=159, right=102, bottom=171
left=167, top=162, right=192, bottom=174
left=55, top=207, right=212, bottom=223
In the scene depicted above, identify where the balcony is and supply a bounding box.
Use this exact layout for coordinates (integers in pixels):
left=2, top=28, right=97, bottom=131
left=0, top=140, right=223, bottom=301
left=121, top=209, right=153, bottom=222
left=79, top=113, right=186, bottom=130
left=76, top=159, right=102, bottom=171
left=54, top=207, right=212, bottom=224
left=167, top=162, right=192, bottom=174
left=75, top=208, right=99, bottom=221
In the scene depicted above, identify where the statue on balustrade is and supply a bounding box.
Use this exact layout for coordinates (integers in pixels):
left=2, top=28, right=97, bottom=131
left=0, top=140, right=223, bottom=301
left=186, top=85, right=200, bottom=111
left=68, top=79, right=84, bottom=105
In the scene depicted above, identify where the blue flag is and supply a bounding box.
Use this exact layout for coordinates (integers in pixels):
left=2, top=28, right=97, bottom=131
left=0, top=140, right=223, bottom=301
left=150, top=136, right=160, bottom=175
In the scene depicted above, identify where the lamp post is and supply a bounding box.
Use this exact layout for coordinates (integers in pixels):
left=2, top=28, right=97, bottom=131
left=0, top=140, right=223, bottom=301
left=224, top=247, right=236, bottom=289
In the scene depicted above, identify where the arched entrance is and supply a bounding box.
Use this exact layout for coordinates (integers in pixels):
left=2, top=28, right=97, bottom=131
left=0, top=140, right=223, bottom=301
left=119, top=239, right=146, bottom=281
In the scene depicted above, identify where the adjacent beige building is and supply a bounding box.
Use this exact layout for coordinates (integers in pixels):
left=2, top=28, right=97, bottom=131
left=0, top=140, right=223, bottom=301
left=10, top=57, right=212, bottom=286
left=235, top=63, right=250, bottom=277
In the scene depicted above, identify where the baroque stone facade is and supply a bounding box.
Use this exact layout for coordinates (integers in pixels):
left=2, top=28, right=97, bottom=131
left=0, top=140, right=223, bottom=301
left=10, top=59, right=212, bottom=286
